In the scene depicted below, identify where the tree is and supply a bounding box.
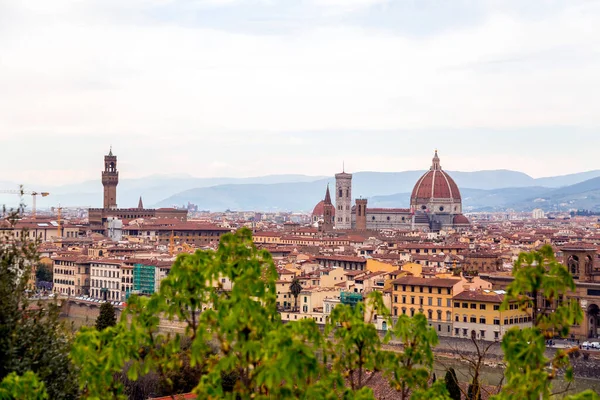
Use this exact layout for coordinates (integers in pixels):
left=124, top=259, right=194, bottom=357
left=442, top=330, right=500, bottom=400
left=492, top=245, right=597, bottom=400
left=290, top=277, right=302, bottom=311
left=0, top=371, right=48, bottom=400
left=96, top=301, right=117, bottom=331
left=444, top=368, right=461, bottom=400
left=325, top=291, right=388, bottom=393
left=386, top=313, right=441, bottom=400
left=0, top=203, right=79, bottom=400
left=35, top=263, right=53, bottom=283
left=72, top=229, right=331, bottom=399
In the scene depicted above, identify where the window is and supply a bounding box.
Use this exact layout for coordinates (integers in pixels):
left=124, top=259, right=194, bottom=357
left=428, top=310, right=433, bottom=319
left=411, top=286, right=415, bottom=292
left=419, top=286, right=423, bottom=293
left=428, top=297, right=432, bottom=306
left=402, top=296, right=406, bottom=304
left=462, top=303, right=468, bottom=309
left=504, top=318, right=508, bottom=325
left=493, top=318, right=500, bottom=325
left=480, top=304, right=486, bottom=310
left=437, top=298, right=442, bottom=307
left=455, top=314, right=459, bottom=322
left=479, top=317, right=486, bottom=324
left=437, top=288, right=442, bottom=294
left=463, top=315, right=467, bottom=322
left=410, top=309, right=415, bottom=317
left=419, top=297, right=424, bottom=305
left=493, top=305, right=500, bottom=311
left=411, top=296, right=415, bottom=304
left=394, top=295, right=398, bottom=303
left=463, top=328, right=468, bottom=336
left=304, top=296, right=307, bottom=302
left=470, top=316, right=477, bottom=323
left=480, top=330, right=485, bottom=338
left=437, top=310, right=442, bottom=321
left=455, top=328, right=459, bottom=336
left=470, top=303, right=477, bottom=309
left=393, top=307, right=398, bottom=316
left=428, top=286, right=432, bottom=293
left=447, top=299, right=451, bottom=307
left=494, top=331, right=499, bottom=339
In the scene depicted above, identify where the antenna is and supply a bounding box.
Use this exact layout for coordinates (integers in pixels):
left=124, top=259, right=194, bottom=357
left=343, top=161, right=345, bottom=173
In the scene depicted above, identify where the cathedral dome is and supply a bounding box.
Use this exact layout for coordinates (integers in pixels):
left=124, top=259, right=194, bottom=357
left=453, top=214, right=470, bottom=225
left=312, top=200, right=325, bottom=217
left=410, top=151, right=462, bottom=210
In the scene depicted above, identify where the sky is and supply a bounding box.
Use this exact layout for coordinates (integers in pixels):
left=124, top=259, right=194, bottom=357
left=0, top=0, right=599, bottom=186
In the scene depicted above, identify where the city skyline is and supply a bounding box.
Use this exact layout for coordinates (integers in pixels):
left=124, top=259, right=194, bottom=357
left=1, top=0, right=599, bottom=185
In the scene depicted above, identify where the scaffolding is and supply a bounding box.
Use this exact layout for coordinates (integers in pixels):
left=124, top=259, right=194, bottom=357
left=340, top=291, right=363, bottom=307
left=133, top=264, right=156, bottom=295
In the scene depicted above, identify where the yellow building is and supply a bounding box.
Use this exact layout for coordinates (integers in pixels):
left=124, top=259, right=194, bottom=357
left=452, top=290, right=532, bottom=341
left=390, top=276, right=462, bottom=336
left=366, top=259, right=398, bottom=273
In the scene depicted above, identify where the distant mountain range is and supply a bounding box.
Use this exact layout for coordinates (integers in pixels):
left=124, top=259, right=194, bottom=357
left=3, top=170, right=600, bottom=213
left=155, top=170, right=600, bottom=213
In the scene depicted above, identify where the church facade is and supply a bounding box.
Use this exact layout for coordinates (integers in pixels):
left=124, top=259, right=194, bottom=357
left=312, top=151, right=470, bottom=232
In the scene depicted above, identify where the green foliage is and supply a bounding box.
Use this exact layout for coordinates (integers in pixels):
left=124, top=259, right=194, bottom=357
left=0, top=207, right=78, bottom=400
left=0, top=371, right=48, bottom=400
left=325, top=291, right=388, bottom=392
left=386, top=313, right=439, bottom=400
left=71, top=228, right=448, bottom=399
left=95, top=302, right=117, bottom=331
left=502, top=244, right=581, bottom=335
left=493, top=245, right=588, bottom=400
left=444, top=368, right=461, bottom=400
left=35, top=263, right=53, bottom=283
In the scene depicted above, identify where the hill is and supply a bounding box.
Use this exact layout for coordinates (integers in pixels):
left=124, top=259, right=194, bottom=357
left=5, top=169, right=600, bottom=212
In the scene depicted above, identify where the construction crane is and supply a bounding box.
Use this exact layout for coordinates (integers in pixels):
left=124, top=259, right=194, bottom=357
left=0, top=189, right=50, bottom=219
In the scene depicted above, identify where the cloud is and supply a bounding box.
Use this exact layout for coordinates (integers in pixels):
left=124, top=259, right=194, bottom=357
left=0, top=0, right=599, bottom=184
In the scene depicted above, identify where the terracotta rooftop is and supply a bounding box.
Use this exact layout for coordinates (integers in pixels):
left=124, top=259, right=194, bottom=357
left=390, top=276, right=461, bottom=288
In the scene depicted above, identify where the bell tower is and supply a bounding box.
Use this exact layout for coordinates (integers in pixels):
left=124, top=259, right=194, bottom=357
left=102, top=147, right=119, bottom=209
left=335, top=167, right=352, bottom=230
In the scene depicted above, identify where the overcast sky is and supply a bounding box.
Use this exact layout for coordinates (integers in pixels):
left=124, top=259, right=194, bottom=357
left=1, top=0, right=599, bottom=186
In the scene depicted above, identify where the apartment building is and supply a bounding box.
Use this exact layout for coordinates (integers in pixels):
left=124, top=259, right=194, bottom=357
left=452, top=290, right=532, bottom=341
left=390, top=276, right=462, bottom=336
left=52, top=255, right=90, bottom=296
left=90, top=259, right=123, bottom=301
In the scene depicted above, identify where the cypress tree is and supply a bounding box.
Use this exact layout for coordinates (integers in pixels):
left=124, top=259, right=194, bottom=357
left=444, top=368, right=461, bottom=400
left=96, top=301, right=117, bottom=331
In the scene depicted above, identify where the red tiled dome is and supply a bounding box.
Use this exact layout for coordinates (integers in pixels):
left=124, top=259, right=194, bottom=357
left=453, top=214, right=470, bottom=225
left=312, top=200, right=325, bottom=216
left=411, top=151, right=461, bottom=202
